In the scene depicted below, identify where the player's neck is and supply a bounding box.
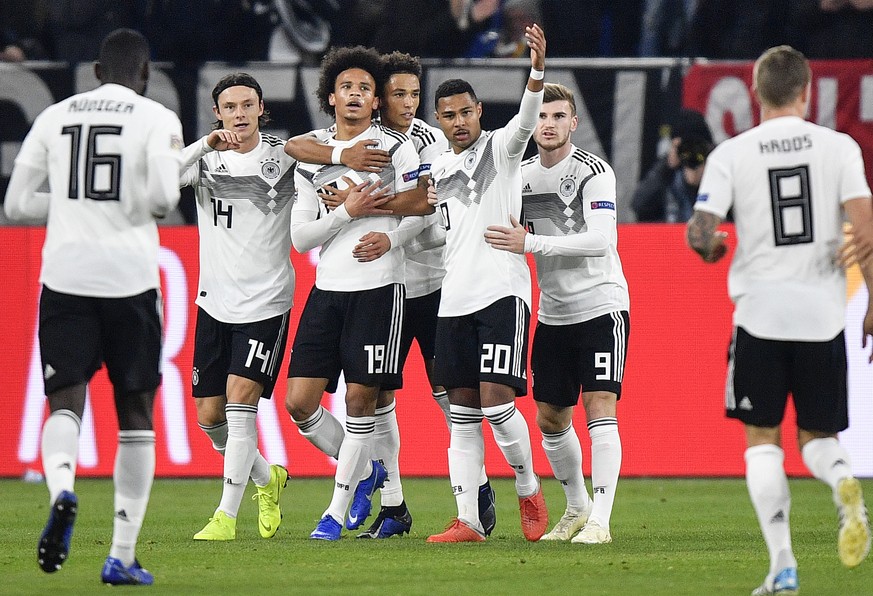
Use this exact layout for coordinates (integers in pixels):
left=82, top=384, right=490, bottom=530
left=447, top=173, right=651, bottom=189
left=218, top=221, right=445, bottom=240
left=538, top=141, right=573, bottom=168
left=760, top=100, right=806, bottom=123
left=236, top=130, right=261, bottom=154
left=334, top=117, right=372, bottom=141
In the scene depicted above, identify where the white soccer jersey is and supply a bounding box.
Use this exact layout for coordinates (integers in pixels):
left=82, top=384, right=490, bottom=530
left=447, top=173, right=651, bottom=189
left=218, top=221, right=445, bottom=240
left=9, top=83, right=183, bottom=297
left=292, top=123, right=421, bottom=291
left=404, top=118, right=448, bottom=298
left=695, top=115, right=872, bottom=341
left=431, top=89, right=542, bottom=317
left=181, top=133, right=296, bottom=323
left=521, top=145, right=629, bottom=325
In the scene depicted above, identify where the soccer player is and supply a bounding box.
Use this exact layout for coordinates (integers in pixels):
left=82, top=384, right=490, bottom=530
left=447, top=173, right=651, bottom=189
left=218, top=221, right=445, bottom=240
left=4, top=29, right=183, bottom=585
left=485, top=82, right=629, bottom=544
left=425, top=23, right=549, bottom=543
left=180, top=73, right=301, bottom=542
left=686, top=45, right=873, bottom=595
left=283, top=45, right=424, bottom=541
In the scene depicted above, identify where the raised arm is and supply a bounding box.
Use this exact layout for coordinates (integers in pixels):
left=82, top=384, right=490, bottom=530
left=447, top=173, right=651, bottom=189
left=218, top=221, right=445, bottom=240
left=506, top=24, right=547, bottom=158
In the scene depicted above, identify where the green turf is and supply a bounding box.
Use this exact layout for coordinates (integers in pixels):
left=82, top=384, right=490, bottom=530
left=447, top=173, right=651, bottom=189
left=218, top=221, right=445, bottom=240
left=1, top=477, right=870, bottom=595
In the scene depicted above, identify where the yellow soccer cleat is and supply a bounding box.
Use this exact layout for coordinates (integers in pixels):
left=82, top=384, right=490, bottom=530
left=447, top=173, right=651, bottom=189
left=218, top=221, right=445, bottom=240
left=837, top=477, right=871, bottom=568
left=193, top=510, right=236, bottom=541
left=254, top=464, right=288, bottom=538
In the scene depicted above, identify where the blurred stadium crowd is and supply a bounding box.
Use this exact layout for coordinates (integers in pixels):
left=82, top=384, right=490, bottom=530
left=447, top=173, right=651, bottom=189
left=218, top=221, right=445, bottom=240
left=2, top=0, right=872, bottom=65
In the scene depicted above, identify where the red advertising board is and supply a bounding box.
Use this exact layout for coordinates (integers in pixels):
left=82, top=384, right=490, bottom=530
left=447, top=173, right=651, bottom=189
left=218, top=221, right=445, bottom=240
left=2, top=225, right=871, bottom=479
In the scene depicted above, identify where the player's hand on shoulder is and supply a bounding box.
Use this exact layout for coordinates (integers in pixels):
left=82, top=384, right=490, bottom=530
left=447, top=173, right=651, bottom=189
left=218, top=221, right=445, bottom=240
left=525, top=23, right=546, bottom=68
left=344, top=179, right=393, bottom=218
left=484, top=214, right=527, bottom=254
left=343, top=139, right=391, bottom=173
left=207, top=129, right=241, bottom=152
left=353, top=231, right=391, bottom=262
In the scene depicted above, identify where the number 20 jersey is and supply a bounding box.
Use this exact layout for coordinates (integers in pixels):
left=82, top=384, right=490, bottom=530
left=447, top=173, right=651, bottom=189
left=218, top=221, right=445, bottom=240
left=182, top=133, right=296, bottom=324
left=694, top=116, right=872, bottom=340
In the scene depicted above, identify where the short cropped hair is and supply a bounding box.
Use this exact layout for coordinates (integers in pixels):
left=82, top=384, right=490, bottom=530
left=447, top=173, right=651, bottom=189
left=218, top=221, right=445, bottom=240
left=98, top=29, right=149, bottom=82
left=317, top=45, right=385, bottom=118
left=211, top=72, right=270, bottom=130
left=753, top=45, right=811, bottom=109
left=543, top=83, right=576, bottom=116
left=434, top=79, right=478, bottom=110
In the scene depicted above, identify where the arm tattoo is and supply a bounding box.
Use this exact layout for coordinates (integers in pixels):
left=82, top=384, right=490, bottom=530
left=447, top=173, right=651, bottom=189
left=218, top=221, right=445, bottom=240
left=686, top=211, right=723, bottom=260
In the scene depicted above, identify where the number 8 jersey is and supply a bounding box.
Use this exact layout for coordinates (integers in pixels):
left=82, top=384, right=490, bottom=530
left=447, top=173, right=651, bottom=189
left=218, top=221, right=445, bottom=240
left=694, top=115, right=872, bottom=341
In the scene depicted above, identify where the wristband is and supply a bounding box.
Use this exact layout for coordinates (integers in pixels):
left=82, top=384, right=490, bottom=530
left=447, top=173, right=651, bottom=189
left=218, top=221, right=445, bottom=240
left=530, top=68, right=544, bottom=81
left=331, top=145, right=344, bottom=165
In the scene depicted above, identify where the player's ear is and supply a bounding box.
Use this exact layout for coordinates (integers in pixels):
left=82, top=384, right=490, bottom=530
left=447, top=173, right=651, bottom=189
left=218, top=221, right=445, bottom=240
left=328, top=92, right=336, bottom=107
left=94, top=62, right=102, bottom=82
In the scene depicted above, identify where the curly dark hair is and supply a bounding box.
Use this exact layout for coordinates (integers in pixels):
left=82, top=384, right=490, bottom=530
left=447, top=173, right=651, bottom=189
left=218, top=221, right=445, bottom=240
left=211, top=72, right=270, bottom=130
left=382, top=51, right=421, bottom=81
left=316, top=45, right=385, bottom=118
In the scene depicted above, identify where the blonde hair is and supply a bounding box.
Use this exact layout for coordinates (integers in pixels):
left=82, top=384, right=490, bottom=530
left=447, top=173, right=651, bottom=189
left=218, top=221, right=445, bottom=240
left=753, top=45, right=811, bottom=109
left=543, top=83, right=576, bottom=117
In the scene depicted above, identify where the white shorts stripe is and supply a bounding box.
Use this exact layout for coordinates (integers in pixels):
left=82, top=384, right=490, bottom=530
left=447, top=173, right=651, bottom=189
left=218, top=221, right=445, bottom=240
left=385, top=284, right=405, bottom=373
left=609, top=311, right=626, bottom=382
left=513, top=297, right=525, bottom=378
left=266, top=311, right=289, bottom=378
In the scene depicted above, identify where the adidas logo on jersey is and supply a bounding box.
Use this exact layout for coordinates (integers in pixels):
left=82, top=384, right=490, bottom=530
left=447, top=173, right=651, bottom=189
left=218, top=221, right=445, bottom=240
left=215, top=164, right=228, bottom=173
left=738, top=397, right=753, bottom=411
left=522, top=183, right=532, bottom=193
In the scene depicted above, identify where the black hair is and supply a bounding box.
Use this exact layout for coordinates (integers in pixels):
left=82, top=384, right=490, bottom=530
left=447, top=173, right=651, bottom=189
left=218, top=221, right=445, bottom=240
left=383, top=51, right=422, bottom=81
left=434, top=79, right=477, bottom=110
left=316, top=45, right=385, bottom=118
left=97, top=29, right=149, bottom=84
left=211, top=72, right=270, bottom=129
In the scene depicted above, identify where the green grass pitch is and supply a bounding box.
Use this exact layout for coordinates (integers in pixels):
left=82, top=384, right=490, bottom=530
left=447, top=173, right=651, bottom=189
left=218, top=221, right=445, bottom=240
left=2, top=477, right=870, bottom=595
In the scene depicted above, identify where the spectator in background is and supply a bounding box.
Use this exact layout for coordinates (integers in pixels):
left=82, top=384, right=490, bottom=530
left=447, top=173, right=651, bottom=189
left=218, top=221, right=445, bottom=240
left=787, top=0, right=873, bottom=58
left=639, top=0, right=695, bottom=56
left=1, top=1, right=51, bottom=61
left=631, top=109, right=713, bottom=223
left=46, top=1, right=147, bottom=64
left=687, top=0, right=790, bottom=59
left=541, top=1, right=641, bottom=57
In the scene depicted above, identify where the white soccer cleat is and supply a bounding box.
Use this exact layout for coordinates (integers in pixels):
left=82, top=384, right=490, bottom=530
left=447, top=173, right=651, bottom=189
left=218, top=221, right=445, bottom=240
left=571, top=519, right=612, bottom=544
left=836, top=477, right=871, bottom=568
left=540, top=504, right=591, bottom=541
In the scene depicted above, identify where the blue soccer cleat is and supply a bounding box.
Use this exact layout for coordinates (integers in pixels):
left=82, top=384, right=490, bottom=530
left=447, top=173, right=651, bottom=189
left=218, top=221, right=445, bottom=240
left=751, top=567, right=798, bottom=596
left=100, top=557, right=154, bottom=586
left=310, top=515, right=343, bottom=541
left=346, top=460, right=387, bottom=530
left=37, top=490, right=77, bottom=573
left=357, top=502, right=413, bottom=539
left=478, top=481, right=496, bottom=537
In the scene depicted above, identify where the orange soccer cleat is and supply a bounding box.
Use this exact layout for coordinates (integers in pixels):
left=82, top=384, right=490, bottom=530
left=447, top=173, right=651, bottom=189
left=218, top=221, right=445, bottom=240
left=426, top=518, right=486, bottom=543
left=519, top=483, right=548, bottom=541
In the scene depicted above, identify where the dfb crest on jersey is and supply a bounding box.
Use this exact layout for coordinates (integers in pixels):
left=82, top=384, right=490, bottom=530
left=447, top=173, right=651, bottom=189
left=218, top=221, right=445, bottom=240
left=464, top=151, right=477, bottom=170
left=261, top=159, right=280, bottom=179
left=559, top=176, right=576, bottom=198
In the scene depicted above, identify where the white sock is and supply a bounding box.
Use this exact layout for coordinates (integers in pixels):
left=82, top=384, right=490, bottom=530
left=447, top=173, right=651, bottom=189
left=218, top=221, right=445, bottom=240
left=449, top=405, right=486, bottom=531
left=801, top=437, right=853, bottom=495
left=432, top=390, right=452, bottom=428
left=746, top=444, right=797, bottom=576
left=588, top=418, right=621, bottom=528
left=217, top=404, right=259, bottom=518
left=325, top=416, right=374, bottom=524
left=482, top=403, right=537, bottom=497
left=200, top=419, right=271, bottom=487
left=542, top=425, right=591, bottom=512
left=374, top=402, right=403, bottom=507
left=41, top=409, right=81, bottom=504
left=294, top=406, right=344, bottom=459
left=109, top=430, right=155, bottom=567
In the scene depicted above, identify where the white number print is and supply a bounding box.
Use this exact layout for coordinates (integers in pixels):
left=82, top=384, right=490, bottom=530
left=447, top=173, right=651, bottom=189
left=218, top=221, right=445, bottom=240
left=245, top=339, right=272, bottom=374
left=481, top=343, right=511, bottom=374
left=595, top=352, right=612, bottom=380
left=364, top=344, right=385, bottom=374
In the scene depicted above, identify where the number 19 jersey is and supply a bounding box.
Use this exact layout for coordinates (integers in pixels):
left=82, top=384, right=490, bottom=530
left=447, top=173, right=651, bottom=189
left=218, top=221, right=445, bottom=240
left=694, top=115, right=872, bottom=340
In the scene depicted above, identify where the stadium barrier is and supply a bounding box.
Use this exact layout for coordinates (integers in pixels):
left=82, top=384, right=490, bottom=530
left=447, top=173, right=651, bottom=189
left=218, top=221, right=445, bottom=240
left=3, top=225, right=871, bottom=478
